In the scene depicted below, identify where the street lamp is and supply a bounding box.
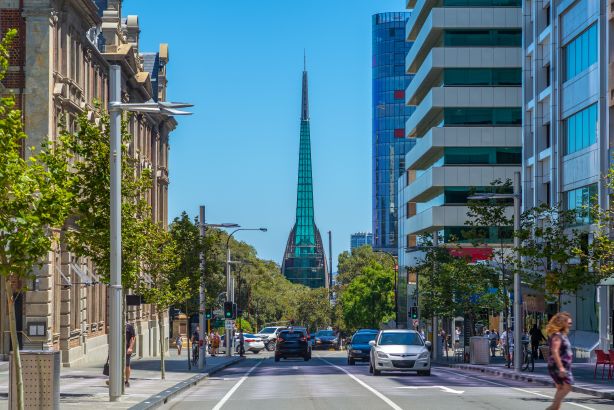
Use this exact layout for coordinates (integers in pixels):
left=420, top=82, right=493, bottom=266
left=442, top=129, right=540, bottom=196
left=468, top=171, right=521, bottom=373
left=107, top=65, right=193, bottom=401
left=225, top=228, right=267, bottom=356
left=373, top=250, right=398, bottom=328
left=197, top=205, right=239, bottom=370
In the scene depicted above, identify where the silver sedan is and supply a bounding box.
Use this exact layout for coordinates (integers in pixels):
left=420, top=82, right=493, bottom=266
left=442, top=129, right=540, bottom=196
left=369, top=329, right=432, bottom=376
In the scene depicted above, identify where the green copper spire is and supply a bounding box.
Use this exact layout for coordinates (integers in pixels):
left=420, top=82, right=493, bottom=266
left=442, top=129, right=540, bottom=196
left=282, top=61, right=328, bottom=289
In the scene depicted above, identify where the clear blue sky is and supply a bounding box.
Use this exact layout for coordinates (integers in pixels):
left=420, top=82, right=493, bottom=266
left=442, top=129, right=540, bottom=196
left=123, top=0, right=406, bottom=270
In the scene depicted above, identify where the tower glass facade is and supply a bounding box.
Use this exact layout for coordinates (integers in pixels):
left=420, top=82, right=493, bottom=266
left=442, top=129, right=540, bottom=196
left=372, top=12, right=415, bottom=255
left=282, top=66, right=328, bottom=289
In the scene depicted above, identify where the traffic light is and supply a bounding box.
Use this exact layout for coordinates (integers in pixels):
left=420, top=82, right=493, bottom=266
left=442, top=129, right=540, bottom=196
left=410, top=306, right=418, bottom=320
left=237, top=308, right=243, bottom=318
left=224, top=301, right=233, bottom=319
left=205, top=309, right=212, bottom=320
left=232, top=303, right=237, bottom=319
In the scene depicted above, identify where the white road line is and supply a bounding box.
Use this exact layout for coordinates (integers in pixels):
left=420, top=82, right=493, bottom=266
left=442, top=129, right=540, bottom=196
left=437, top=368, right=597, bottom=410
left=212, top=360, right=263, bottom=410
left=318, top=357, right=403, bottom=410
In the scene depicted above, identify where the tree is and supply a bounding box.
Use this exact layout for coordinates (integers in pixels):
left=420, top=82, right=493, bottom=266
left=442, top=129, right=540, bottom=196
left=340, top=262, right=395, bottom=330
left=61, top=109, right=152, bottom=290
left=589, top=166, right=614, bottom=282
left=336, top=245, right=395, bottom=286
left=138, top=221, right=190, bottom=379
left=0, top=29, right=73, bottom=410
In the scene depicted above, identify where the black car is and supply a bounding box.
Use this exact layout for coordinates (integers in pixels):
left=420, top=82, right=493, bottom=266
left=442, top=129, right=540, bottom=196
left=347, top=331, right=378, bottom=365
left=275, top=329, right=311, bottom=362
left=313, top=330, right=339, bottom=350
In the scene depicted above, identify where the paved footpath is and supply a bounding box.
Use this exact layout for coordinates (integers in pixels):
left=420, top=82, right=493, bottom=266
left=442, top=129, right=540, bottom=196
left=160, top=351, right=614, bottom=410
left=0, top=350, right=241, bottom=409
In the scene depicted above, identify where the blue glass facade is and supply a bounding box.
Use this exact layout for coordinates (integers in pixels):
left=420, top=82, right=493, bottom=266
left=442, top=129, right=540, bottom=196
left=350, top=232, right=373, bottom=250
left=372, top=12, right=415, bottom=255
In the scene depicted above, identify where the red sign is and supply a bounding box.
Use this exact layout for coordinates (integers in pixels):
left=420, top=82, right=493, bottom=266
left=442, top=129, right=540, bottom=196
left=448, top=247, right=493, bottom=263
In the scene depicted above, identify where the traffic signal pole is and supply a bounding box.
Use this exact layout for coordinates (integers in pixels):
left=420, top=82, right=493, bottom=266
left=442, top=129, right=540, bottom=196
left=198, top=206, right=207, bottom=369
left=226, top=246, right=232, bottom=357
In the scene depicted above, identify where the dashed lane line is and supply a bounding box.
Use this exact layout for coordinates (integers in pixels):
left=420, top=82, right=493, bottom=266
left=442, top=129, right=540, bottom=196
left=317, top=356, right=403, bottom=410
left=437, top=368, right=597, bottom=410
left=211, top=359, right=263, bottom=410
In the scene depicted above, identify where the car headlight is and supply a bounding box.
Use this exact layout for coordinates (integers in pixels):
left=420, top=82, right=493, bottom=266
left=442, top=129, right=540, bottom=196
left=418, top=351, right=430, bottom=360
left=376, top=351, right=389, bottom=359
left=332, top=338, right=338, bottom=343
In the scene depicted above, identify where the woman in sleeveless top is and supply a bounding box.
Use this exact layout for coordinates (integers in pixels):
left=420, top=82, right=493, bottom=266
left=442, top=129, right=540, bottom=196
left=546, top=312, right=574, bottom=410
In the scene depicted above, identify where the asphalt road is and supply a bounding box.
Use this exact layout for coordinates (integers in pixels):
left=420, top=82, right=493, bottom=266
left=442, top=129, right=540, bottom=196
left=160, top=351, right=614, bottom=410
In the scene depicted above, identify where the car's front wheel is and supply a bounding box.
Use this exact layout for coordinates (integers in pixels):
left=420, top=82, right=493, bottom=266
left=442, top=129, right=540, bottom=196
left=373, top=366, right=381, bottom=376
left=274, top=355, right=280, bottom=362
left=348, top=357, right=355, bottom=366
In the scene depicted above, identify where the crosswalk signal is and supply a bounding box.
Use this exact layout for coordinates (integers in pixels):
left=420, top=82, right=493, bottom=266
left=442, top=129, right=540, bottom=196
left=410, top=306, right=418, bottom=320
left=224, top=301, right=233, bottom=319
left=237, top=308, right=243, bottom=318
left=205, top=309, right=212, bottom=320
left=232, top=303, right=237, bottom=319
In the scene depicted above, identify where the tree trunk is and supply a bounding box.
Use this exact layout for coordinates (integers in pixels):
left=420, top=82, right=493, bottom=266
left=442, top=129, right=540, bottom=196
left=158, top=311, right=165, bottom=379
left=3, top=276, right=23, bottom=410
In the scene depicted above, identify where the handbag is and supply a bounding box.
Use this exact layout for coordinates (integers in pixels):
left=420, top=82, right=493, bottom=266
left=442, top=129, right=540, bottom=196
left=103, top=358, right=110, bottom=376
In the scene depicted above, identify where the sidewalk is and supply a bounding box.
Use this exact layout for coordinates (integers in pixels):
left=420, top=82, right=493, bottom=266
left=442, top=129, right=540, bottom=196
left=438, top=354, right=614, bottom=400
left=0, top=350, right=242, bottom=409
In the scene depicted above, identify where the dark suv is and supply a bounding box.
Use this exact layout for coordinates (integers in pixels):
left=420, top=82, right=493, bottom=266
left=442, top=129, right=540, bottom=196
left=347, top=330, right=378, bottom=365
left=275, top=328, right=311, bottom=362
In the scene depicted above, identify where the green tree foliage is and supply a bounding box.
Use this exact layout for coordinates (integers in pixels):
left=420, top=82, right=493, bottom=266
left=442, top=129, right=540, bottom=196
left=340, top=262, right=395, bottom=330
left=0, top=29, right=73, bottom=410
left=589, top=167, right=614, bottom=282
left=60, top=109, right=152, bottom=290
left=138, top=221, right=190, bottom=379
left=336, top=245, right=395, bottom=286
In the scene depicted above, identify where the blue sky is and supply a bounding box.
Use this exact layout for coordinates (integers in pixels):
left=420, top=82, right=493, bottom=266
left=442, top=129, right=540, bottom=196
left=123, top=0, right=406, bottom=270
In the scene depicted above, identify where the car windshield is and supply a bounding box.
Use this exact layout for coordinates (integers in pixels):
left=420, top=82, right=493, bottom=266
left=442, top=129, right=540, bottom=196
left=260, top=327, right=276, bottom=334
left=379, top=332, right=423, bottom=346
left=243, top=333, right=256, bottom=338
left=316, top=331, right=334, bottom=337
left=352, top=333, right=377, bottom=344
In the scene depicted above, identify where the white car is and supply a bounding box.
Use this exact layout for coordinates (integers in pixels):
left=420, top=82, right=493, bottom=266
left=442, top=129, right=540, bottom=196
left=254, top=326, right=286, bottom=350
left=369, top=329, right=432, bottom=376
left=219, top=333, right=265, bottom=354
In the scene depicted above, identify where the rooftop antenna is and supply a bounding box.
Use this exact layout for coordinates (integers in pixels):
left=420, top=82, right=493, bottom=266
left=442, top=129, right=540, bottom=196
left=304, top=49, right=306, bottom=71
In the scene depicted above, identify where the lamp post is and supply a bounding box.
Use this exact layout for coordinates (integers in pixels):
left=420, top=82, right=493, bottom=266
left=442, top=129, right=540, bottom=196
left=198, top=205, right=239, bottom=370
left=468, top=171, right=521, bottom=372
left=107, top=65, right=192, bottom=401
left=374, top=250, right=398, bottom=328
left=225, top=228, right=267, bottom=356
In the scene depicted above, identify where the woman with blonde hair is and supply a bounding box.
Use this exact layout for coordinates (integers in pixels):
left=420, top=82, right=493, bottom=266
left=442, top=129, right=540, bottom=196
left=546, top=312, right=573, bottom=410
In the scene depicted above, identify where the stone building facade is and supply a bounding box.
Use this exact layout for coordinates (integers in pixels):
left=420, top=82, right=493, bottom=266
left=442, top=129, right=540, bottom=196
left=0, top=0, right=174, bottom=367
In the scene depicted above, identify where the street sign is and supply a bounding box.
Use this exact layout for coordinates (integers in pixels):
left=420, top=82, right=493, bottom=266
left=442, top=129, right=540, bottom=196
left=225, top=320, right=235, bottom=330
left=213, top=309, right=223, bottom=316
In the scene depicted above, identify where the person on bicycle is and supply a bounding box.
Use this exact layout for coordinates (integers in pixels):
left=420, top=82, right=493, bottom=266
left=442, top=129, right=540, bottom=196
left=191, top=326, right=200, bottom=363
left=530, top=323, right=546, bottom=359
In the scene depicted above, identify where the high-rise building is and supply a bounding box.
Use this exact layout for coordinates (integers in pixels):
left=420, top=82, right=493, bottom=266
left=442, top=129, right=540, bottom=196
left=372, top=12, right=415, bottom=256
left=350, top=232, right=374, bottom=250
left=522, top=0, right=611, bottom=347
left=282, top=63, right=328, bottom=289
left=397, top=0, right=523, bottom=328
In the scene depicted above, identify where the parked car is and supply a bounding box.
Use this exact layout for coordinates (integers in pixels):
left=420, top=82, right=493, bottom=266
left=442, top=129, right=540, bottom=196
left=313, top=330, right=340, bottom=350
left=254, top=326, right=286, bottom=351
left=369, top=329, right=432, bottom=376
left=275, top=328, right=311, bottom=362
left=347, top=330, right=378, bottom=365
left=218, top=333, right=265, bottom=354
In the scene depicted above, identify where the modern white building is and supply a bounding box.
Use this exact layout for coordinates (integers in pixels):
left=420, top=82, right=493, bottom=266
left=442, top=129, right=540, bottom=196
left=522, top=0, right=612, bottom=348
left=398, top=0, right=523, bottom=326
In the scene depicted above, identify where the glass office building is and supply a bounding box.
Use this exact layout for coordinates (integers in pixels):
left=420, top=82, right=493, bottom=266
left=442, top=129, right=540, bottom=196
left=350, top=232, right=373, bottom=250
left=372, top=12, right=415, bottom=256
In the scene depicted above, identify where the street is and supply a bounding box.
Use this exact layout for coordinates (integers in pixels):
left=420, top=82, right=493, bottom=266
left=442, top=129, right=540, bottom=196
left=161, top=351, right=614, bottom=410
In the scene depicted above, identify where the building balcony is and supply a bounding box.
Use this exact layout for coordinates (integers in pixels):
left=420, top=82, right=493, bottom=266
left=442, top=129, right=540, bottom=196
left=406, top=126, right=521, bottom=169
left=405, top=7, right=521, bottom=73
left=404, top=205, right=513, bottom=235
left=405, top=165, right=520, bottom=203
left=406, top=47, right=522, bottom=105
left=405, top=86, right=522, bottom=138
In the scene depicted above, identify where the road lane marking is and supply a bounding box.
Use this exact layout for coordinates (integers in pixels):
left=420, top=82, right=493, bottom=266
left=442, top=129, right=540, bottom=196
left=318, top=357, right=403, bottom=410
left=397, top=385, right=464, bottom=394
left=212, top=360, right=263, bottom=410
left=437, top=368, right=597, bottom=410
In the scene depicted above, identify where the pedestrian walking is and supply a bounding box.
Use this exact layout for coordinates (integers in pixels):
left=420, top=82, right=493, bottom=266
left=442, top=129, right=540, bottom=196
left=440, top=328, right=447, bottom=357
left=546, top=312, right=574, bottom=410
left=212, top=331, right=221, bottom=355
left=530, top=323, right=546, bottom=360
left=501, top=326, right=514, bottom=368
left=488, top=329, right=498, bottom=358
left=175, top=334, right=183, bottom=355
left=238, top=330, right=245, bottom=357
left=191, top=326, right=200, bottom=365
left=125, top=322, right=136, bottom=387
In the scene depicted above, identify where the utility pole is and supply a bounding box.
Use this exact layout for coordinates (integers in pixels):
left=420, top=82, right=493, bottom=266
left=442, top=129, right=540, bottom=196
left=198, top=206, right=206, bottom=369
left=328, top=231, right=333, bottom=290
left=513, top=171, right=522, bottom=373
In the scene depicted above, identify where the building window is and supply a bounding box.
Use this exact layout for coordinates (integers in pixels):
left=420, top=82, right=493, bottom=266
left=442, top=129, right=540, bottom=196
left=444, top=29, right=521, bottom=47
left=564, top=24, right=598, bottom=82
left=444, top=108, right=522, bottom=126
left=565, top=183, right=597, bottom=225
left=565, top=103, right=598, bottom=154
left=545, top=182, right=551, bottom=206
left=545, top=64, right=550, bottom=86
left=444, top=68, right=521, bottom=86
left=442, top=0, right=521, bottom=5
left=545, top=123, right=550, bottom=148
left=444, top=147, right=521, bottom=165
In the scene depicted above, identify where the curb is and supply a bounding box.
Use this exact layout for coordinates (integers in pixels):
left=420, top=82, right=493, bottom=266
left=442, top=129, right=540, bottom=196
left=448, top=363, right=614, bottom=400
left=128, top=356, right=244, bottom=410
